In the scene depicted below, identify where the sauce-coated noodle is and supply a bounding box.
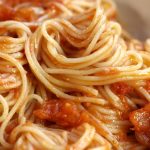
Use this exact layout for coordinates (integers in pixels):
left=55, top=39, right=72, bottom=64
left=0, top=0, right=150, bottom=149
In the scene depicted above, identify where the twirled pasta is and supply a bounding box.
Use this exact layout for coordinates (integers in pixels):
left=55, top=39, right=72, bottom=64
left=0, top=0, right=150, bottom=150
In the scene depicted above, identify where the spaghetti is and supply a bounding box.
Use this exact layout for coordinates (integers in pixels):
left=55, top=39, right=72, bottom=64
left=0, top=0, right=150, bottom=149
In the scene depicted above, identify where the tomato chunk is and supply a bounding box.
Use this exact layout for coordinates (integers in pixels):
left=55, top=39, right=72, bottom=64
left=129, top=103, right=150, bottom=147
left=34, top=99, right=89, bottom=128
left=14, top=8, right=38, bottom=22
left=111, top=82, right=133, bottom=96
left=0, top=4, right=14, bottom=21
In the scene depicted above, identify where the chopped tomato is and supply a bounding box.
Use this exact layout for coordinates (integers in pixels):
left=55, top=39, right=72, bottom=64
left=130, top=104, right=150, bottom=132
left=129, top=103, right=150, bottom=147
left=14, top=8, right=38, bottom=22
left=34, top=99, right=89, bottom=128
left=0, top=4, right=14, bottom=21
left=111, top=82, right=133, bottom=96
left=0, top=0, right=63, bottom=22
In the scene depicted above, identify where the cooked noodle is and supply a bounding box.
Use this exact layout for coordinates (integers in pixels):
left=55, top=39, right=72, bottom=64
left=0, top=0, right=150, bottom=149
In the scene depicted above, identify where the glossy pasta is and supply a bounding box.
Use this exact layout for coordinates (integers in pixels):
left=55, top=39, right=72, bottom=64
left=0, top=0, right=150, bottom=150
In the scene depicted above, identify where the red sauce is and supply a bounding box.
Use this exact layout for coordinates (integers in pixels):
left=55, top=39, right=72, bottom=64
left=145, top=80, right=150, bottom=93
left=5, top=0, right=63, bottom=7
left=29, top=25, right=38, bottom=32
left=14, top=8, right=38, bottom=22
left=0, top=4, right=15, bottom=21
left=13, top=88, right=20, bottom=99
left=6, top=119, right=18, bottom=134
left=115, top=132, right=128, bottom=141
left=34, top=99, right=89, bottom=128
left=83, top=102, right=91, bottom=108
left=129, top=103, right=150, bottom=147
left=0, top=27, right=8, bottom=35
left=0, top=0, right=63, bottom=22
left=111, top=82, right=133, bottom=96
left=4, top=0, right=47, bottom=7
left=117, top=97, right=132, bottom=120
left=111, top=82, right=134, bottom=119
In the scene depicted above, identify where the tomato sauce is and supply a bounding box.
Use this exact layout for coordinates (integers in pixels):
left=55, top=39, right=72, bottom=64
left=0, top=4, right=15, bottom=21
left=111, top=82, right=135, bottom=119
left=6, top=119, right=18, bottom=134
left=0, top=0, right=63, bottom=22
left=34, top=99, right=89, bottom=128
left=0, top=27, right=8, bottom=35
left=145, top=80, right=150, bottom=93
left=129, top=103, right=150, bottom=147
left=4, top=0, right=63, bottom=6
left=14, top=8, right=37, bottom=22
left=111, top=82, right=133, bottom=96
